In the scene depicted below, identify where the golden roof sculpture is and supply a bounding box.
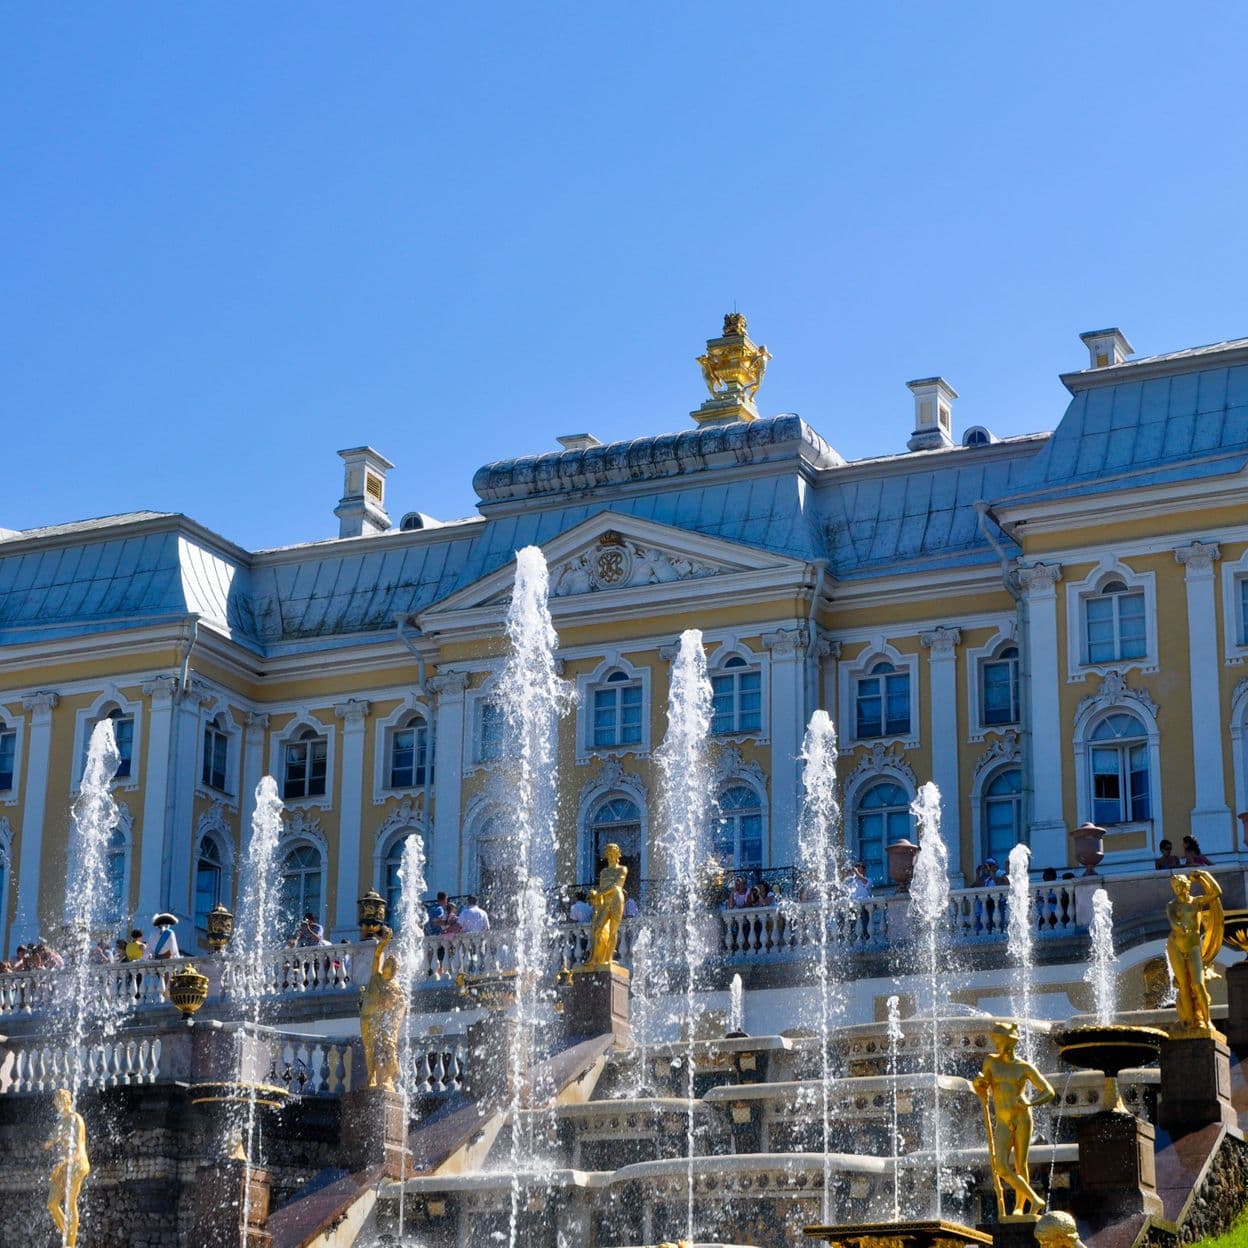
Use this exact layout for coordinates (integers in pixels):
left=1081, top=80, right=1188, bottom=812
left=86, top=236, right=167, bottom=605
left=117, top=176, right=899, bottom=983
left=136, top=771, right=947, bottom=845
left=692, top=312, right=772, bottom=425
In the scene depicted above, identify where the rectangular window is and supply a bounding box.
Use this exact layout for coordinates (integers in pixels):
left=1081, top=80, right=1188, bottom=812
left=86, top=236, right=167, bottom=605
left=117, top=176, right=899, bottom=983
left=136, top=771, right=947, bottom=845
left=856, top=669, right=910, bottom=739
left=982, top=658, right=1019, bottom=726
left=390, top=724, right=431, bottom=787
left=479, top=702, right=504, bottom=763
left=1086, top=589, right=1146, bottom=664
left=0, top=730, right=14, bottom=791
left=1240, top=578, right=1248, bottom=644
left=283, top=737, right=327, bottom=800
left=711, top=668, right=762, bottom=735
left=202, top=725, right=229, bottom=791
left=1091, top=743, right=1150, bottom=824
left=592, top=682, right=642, bottom=748
left=113, top=716, right=134, bottom=778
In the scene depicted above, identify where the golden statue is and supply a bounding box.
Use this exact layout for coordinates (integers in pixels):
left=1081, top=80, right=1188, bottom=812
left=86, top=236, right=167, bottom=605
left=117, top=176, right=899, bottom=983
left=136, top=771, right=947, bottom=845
left=1034, top=1211, right=1087, bottom=1248
left=695, top=312, right=772, bottom=405
left=1166, top=870, right=1224, bottom=1035
left=584, top=842, right=628, bottom=969
left=360, top=925, right=407, bottom=1091
left=972, top=1021, right=1055, bottom=1218
left=45, top=1088, right=89, bottom=1247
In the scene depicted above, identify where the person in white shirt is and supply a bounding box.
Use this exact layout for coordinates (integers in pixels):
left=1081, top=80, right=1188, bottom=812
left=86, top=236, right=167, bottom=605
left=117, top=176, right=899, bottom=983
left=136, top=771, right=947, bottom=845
left=847, top=863, right=872, bottom=902
left=151, top=914, right=181, bottom=960
left=458, top=895, right=490, bottom=933
left=569, top=891, right=593, bottom=923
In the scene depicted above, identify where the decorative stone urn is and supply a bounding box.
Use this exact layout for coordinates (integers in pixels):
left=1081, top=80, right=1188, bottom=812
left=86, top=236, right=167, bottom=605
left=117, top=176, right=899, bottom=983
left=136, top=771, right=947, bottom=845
left=886, top=839, right=919, bottom=890
left=205, top=903, right=234, bottom=952
left=358, top=889, right=387, bottom=939
left=170, top=963, right=210, bottom=1020
left=1071, top=822, right=1106, bottom=875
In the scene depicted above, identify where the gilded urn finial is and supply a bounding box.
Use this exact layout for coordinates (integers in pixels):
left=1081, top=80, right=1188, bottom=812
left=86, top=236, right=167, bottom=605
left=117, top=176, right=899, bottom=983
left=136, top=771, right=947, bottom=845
left=692, top=312, right=772, bottom=425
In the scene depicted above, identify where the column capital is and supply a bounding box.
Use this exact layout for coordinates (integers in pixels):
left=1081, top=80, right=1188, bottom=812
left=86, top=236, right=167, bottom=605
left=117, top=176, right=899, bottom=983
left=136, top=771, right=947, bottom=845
left=920, top=626, right=962, bottom=657
left=21, top=690, right=60, bottom=717
left=762, top=626, right=809, bottom=658
left=246, top=712, right=270, bottom=732
left=142, top=674, right=181, bottom=706
left=430, top=669, right=470, bottom=695
left=816, top=635, right=842, bottom=660
left=334, top=698, right=372, bottom=724
left=1175, top=540, right=1220, bottom=574
left=1017, top=562, right=1062, bottom=594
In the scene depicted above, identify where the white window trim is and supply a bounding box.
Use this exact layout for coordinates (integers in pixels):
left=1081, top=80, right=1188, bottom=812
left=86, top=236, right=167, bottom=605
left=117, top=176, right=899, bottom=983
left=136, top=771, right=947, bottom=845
left=372, top=697, right=435, bottom=803
left=713, top=776, right=769, bottom=873
left=465, top=671, right=503, bottom=773
left=195, top=700, right=241, bottom=809
left=0, top=815, right=12, bottom=944
left=194, top=804, right=236, bottom=942
left=0, top=702, right=26, bottom=809
left=268, top=710, right=336, bottom=811
left=1220, top=548, right=1248, bottom=666
left=72, top=687, right=144, bottom=795
left=1072, top=697, right=1163, bottom=866
left=277, top=821, right=330, bottom=927
left=964, top=621, right=1018, bottom=743
left=844, top=768, right=916, bottom=876
left=108, top=802, right=135, bottom=924
left=575, top=653, right=652, bottom=764
left=1227, top=678, right=1248, bottom=822
left=372, top=800, right=429, bottom=908
left=576, top=761, right=649, bottom=882
left=706, top=641, right=770, bottom=745
left=1065, top=558, right=1158, bottom=681
left=839, top=639, right=920, bottom=750
left=970, top=756, right=1024, bottom=865
left=463, top=792, right=506, bottom=893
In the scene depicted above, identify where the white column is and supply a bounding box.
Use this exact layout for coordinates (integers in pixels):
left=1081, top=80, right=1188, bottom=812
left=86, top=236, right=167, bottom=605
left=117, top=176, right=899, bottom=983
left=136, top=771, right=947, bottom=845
left=13, top=691, right=59, bottom=950
left=164, top=686, right=209, bottom=922
left=137, top=676, right=179, bottom=925
left=1176, top=541, right=1232, bottom=853
left=430, top=671, right=469, bottom=892
left=762, top=626, right=809, bottom=868
left=332, top=698, right=371, bottom=940
left=1018, top=563, right=1066, bottom=869
left=240, top=712, right=269, bottom=838
left=920, top=626, right=963, bottom=883
left=817, top=636, right=841, bottom=722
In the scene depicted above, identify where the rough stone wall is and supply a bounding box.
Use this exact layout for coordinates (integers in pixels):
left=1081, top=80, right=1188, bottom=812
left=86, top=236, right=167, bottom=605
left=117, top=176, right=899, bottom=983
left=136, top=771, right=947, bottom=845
left=1147, top=1134, right=1248, bottom=1247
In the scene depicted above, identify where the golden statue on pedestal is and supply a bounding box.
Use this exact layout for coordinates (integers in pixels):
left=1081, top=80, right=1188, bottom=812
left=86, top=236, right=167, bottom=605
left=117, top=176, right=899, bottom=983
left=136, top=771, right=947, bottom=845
left=972, top=1021, right=1055, bottom=1218
left=1166, top=870, right=1224, bottom=1036
left=1034, top=1211, right=1087, bottom=1248
left=584, top=842, right=628, bottom=969
left=692, top=313, right=772, bottom=424
left=45, top=1088, right=89, bottom=1247
left=360, top=925, right=408, bottom=1091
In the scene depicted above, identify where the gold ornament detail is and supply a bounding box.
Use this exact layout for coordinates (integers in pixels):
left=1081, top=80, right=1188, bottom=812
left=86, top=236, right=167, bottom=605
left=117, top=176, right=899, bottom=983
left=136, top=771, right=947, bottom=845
left=692, top=312, right=772, bottom=424
left=1166, top=870, right=1224, bottom=1036
left=205, top=903, right=234, bottom=953
left=169, top=963, right=210, bottom=1019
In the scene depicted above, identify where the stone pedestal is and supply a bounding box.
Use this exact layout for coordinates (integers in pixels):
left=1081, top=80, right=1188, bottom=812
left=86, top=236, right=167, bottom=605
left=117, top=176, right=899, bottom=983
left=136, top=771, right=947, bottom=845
left=1226, top=961, right=1248, bottom=1048
left=564, top=964, right=631, bottom=1045
left=339, top=1085, right=409, bottom=1179
left=977, top=1217, right=1039, bottom=1248
left=804, top=1220, right=992, bottom=1248
left=1074, top=1111, right=1162, bottom=1217
left=462, top=1014, right=520, bottom=1106
left=1158, top=1033, right=1235, bottom=1135
left=193, top=1159, right=272, bottom=1247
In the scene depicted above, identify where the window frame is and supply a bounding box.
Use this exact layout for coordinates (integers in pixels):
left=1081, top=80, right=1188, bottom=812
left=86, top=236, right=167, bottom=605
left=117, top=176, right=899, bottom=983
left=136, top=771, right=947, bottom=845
left=852, top=778, right=914, bottom=887
left=714, top=782, right=766, bottom=873
left=73, top=692, right=144, bottom=794
left=980, top=645, right=1021, bottom=729
left=277, top=838, right=327, bottom=935
left=709, top=653, right=765, bottom=738
left=0, top=718, right=17, bottom=796
left=388, top=714, right=433, bottom=790
left=574, top=655, right=652, bottom=763
left=1065, top=561, right=1158, bottom=679
left=980, top=766, right=1024, bottom=862
left=1219, top=551, right=1248, bottom=665
left=840, top=644, right=919, bottom=749
left=1087, top=712, right=1152, bottom=826
left=854, top=661, right=912, bottom=741
left=201, top=714, right=231, bottom=793
left=268, top=713, right=335, bottom=809
left=589, top=670, right=644, bottom=751
left=282, top=729, right=329, bottom=802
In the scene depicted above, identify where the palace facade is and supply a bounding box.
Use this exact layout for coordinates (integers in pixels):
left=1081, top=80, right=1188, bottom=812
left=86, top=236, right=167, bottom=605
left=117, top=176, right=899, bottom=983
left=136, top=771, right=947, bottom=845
left=2, top=319, right=1248, bottom=954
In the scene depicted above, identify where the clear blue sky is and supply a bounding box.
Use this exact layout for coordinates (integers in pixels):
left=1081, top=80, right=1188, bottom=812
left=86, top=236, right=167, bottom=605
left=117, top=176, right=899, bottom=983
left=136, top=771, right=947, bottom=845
left=3, top=5, right=1246, bottom=550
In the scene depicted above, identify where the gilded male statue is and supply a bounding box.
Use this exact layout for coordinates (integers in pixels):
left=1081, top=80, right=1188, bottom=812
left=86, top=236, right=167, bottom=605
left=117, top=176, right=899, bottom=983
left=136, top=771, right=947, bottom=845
left=585, top=842, right=628, bottom=968
left=973, top=1021, right=1055, bottom=1218
left=360, top=925, right=407, bottom=1091
left=1166, top=870, right=1224, bottom=1034
left=45, top=1087, right=89, bottom=1247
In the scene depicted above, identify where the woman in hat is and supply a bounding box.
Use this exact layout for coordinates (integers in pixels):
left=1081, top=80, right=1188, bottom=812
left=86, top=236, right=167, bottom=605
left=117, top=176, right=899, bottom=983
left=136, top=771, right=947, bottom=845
left=151, top=913, right=180, bottom=960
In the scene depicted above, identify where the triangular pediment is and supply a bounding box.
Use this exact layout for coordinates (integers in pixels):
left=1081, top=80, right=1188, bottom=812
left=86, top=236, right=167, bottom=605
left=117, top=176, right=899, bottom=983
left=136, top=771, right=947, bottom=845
left=421, top=510, right=807, bottom=622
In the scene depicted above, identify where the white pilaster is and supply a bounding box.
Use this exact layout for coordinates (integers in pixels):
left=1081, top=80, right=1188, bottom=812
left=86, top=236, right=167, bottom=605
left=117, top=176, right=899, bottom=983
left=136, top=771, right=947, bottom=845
left=332, top=698, right=372, bottom=939
left=1176, top=542, right=1232, bottom=853
left=920, top=626, right=963, bottom=883
left=430, top=671, right=469, bottom=891
left=13, top=691, right=59, bottom=950
left=164, top=684, right=210, bottom=923
left=817, top=636, right=841, bottom=724
left=762, top=626, right=809, bottom=868
left=136, top=676, right=179, bottom=925
left=240, top=713, right=269, bottom=841
left=1019, top=563, right=1066, bottom=869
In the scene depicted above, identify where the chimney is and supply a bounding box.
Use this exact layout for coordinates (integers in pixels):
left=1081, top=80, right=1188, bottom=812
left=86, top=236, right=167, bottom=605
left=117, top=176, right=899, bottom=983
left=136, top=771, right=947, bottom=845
left=556, top=433, right=602, bottom=452
left=334, top=447, right=394, bottom=538
left=906, top=377, right=957, bottom=452
left=1079, top=328, right=1133, bottom=369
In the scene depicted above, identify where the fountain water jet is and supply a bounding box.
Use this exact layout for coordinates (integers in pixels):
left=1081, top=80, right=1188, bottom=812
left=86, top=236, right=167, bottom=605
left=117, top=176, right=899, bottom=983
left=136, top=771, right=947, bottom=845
left=1086, top=888, right=1116, bottom=1025
left=886, top=993, right=903, bottom=1221
left=797, top=708, right=850, bottom=1223
left=1006, top=842, right=1036, bottom=1062
left=394, top=831, right=429, bottom=1240
left=655, top=628, right=714, bottom=1244
left=494, top=546, right=573, bottom=1248
left=727, top=973, right=745, bottom=1035
left=909, top=781, right=950, bottom=1219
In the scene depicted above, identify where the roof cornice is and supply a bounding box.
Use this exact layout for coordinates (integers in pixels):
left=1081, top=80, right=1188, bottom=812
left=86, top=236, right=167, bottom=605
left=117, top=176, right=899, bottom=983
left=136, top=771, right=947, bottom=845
left=1059, top=339, right=1248, bottom=393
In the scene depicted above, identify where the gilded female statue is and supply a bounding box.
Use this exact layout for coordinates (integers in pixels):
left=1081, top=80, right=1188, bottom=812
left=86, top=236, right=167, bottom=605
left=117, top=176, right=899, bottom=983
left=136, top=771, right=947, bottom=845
left=586, top=842, right=628, bottom=968
left=45, top=1088, right=89, bottom=1247
left=1166, top=870, right=1223, bottom=1034
left=360, top=926, right=408, bottom=1090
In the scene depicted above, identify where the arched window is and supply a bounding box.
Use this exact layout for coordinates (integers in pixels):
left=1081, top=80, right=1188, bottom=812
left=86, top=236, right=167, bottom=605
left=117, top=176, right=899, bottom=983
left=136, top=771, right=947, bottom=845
left=982, top=768, right=1023, bottom=862
left=283, top=728, right=327, bottom=800
left=107, top=826, right=128, bottom=922
left=588, top=796, right=642, bottom=890
left=195, top=836, right=224, bottom=933
left=855, top=781, right=912, bottom=885
left=1085, top=580, right=1146, bottom=664
left=715, top=785, right=763, bottom=871
left=389, top=715, right=432, bottom=788
left=711, top=655, right=762, bottom=735
left=591, top=671, right=643, bottom=749
left=0, top=720, right=15, bottom=791
left=981, top=646, right=1019, bottom=727
left=474, top=813, right=507, bottom=912
left=278, top=842, right=324, bottom=934
left=202, top=714, right=229, bottom=791
left=478, top=701, right=505, bottom=764
left=1089, top=712, right=1151, bottom=824
left=855, top=662, right=910, bottom=739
